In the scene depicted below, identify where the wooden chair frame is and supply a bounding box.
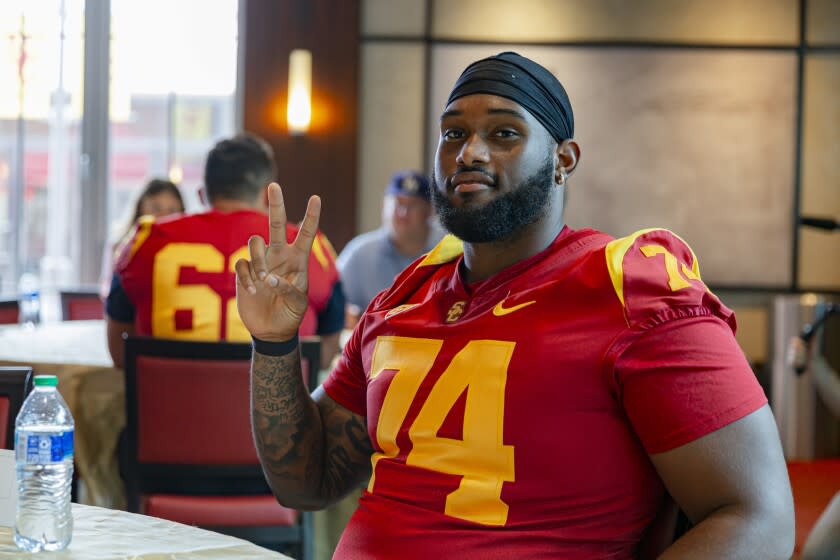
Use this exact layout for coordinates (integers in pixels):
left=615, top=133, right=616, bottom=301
left=0, top=367, right=33, bottom=449
left=59, top=288, right=103, bottom=321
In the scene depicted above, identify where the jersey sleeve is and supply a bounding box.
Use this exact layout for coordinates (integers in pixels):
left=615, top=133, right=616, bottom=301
left=602, top=229, right=766, bottom=453
left=322, top=321, right=367, bottom=416
left=310, top=231, right=339, bottom=275
left=316, top=280, right=346, bottom=336
left=613, top=314, right=767, bottom=454
left=114, top=216, right=156, bottom=304
left=307, top=231, right=341, bottom=309
left=104, top=272, right=135, bottom=322
left=604, top=228, right=734, bottom=329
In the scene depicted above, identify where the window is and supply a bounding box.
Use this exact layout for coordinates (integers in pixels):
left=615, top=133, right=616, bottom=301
left=0, top=0, right=84, bottom=295
left=108, top=0, right=238, bottom=244
left=0, top=0, right=239, bottom=300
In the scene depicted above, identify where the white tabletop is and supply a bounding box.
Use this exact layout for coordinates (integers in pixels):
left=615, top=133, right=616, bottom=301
left=0, top=503, right=290, bottom=559
left=0, top=320, right=112, bottom=367
left=0, top=320, right=123, bottom=508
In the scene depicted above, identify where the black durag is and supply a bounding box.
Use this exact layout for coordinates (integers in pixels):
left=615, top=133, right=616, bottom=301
left=446, top=51, right=574, bottom=142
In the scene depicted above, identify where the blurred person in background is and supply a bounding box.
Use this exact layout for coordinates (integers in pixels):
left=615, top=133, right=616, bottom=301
left=789, top=335, right=840, bottom=418
left=105, top=132, right=344, bottom=368
left=337, top=170, right=444, bottom=327
left=98, top=178, right=185, bottom=298
left=789, top=335, right=840, bottom=560
left=801, top=492, right=840, bottom=560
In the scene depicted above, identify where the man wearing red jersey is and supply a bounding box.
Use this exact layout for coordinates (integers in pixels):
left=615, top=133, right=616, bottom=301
left=106, top=133, right=344, bottom=368
left=234, top=53, right=794, bottom=558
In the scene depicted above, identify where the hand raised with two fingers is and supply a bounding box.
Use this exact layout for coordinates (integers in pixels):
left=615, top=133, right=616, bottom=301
left=234, top=182, right=321, bottom=342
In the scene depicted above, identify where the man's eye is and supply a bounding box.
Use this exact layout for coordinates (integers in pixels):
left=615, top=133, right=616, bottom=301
left=494, top=129, right=518, bottom=138
left=442, top=129, right=464, bottom=140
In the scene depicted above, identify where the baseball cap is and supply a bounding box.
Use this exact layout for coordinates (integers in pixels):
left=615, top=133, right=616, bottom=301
left=386, top=171, right=431, bottom=201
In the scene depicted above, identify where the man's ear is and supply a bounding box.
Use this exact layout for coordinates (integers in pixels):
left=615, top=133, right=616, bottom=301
left=554, top=140, right=581, bottom=184
left=198, top=186, right=208, bottom=207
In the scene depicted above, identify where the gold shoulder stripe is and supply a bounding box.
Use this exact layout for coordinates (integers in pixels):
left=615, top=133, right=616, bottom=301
left=127, top=215, right=155, bottom=260
left=320, top=233, right=338, bottom=261
left=605, top=227, right=702, bottom=308
left=311, top=234, right=330, bottom=270
left=415, top=234, right=463, bottom=268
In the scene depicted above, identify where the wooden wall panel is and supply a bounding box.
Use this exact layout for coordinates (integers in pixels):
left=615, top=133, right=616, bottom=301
left=242, top=0, right=359, bottom=251
left=362, top=0, right=426, bottom=37
left=432, top=0, right=798, bottom=45
left=799, top=54, right=840, bottom=290
left=808, top=0, right=840, bottom=45
left=357, top=43, right=427, bottom=235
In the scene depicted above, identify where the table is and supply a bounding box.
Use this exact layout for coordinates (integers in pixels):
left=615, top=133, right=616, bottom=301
left=0, top=321, right=125, bottom=509
left=0, top=503, right=289, bottom=558
left=0, top=321, right=358, bottom=559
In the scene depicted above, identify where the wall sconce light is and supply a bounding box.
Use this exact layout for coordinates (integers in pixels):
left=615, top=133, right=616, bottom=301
left=287, top=49, right=312, bottom=135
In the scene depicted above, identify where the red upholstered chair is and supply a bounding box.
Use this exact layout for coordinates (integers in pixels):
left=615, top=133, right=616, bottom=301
left=788, top=459, right=840, bottom=558
left=123, top=336, right=320, bottom=559
left=0, top=298, right=19, bottom=325
left=0, top=367, right=34, bottom=449
left=59, top=289, right=103, bottom=321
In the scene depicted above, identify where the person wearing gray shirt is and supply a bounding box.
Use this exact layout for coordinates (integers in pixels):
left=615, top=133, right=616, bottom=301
left=337, top=170, right=445, bottom=324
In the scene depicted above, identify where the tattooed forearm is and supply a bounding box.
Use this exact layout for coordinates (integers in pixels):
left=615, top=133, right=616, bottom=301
left=251, top=348, right=374, bottom=510
left=251, top=349, right=325, bottom=507
left=318, top=398, right=373, bottom=498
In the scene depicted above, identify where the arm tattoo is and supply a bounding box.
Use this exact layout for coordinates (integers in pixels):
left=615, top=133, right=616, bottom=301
left=318, top=397, right=374, bottom=498
left=251, top=349, right=373, bottom=507
left=252, top=351, right=323, bottom=494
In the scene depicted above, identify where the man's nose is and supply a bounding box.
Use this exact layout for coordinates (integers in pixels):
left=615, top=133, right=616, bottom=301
left=456, top=134, right=490, bottom=167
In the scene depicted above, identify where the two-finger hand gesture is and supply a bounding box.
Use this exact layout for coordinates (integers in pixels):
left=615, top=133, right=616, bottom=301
left=235, top=182, right=321, bottom=341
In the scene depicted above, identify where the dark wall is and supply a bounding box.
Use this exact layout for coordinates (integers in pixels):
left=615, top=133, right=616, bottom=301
left=243, top=0, right=359, bottom=251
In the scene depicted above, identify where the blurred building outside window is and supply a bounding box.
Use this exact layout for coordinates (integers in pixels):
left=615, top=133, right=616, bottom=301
left=0, top=0, right=238, bottom=314
left=108, top=0, right=238, bottom=240
left=0, top=0, right=84, bottom=301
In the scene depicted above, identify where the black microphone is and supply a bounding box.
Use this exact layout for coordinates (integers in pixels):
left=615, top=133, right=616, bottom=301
left=800, top=216, right=840, bottom=231
left=799, top=304, right=839, bottom=343
left=795, top=304, right=839, bottom=375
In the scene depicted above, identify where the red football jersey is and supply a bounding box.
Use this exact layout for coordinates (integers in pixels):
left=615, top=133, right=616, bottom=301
left=117, top=209, right=339, bottom=340
left=323, top=226, right=766, bottom=559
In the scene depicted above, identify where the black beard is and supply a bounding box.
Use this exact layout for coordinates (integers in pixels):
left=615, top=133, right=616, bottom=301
left=431, top=158, right=555, bottom=243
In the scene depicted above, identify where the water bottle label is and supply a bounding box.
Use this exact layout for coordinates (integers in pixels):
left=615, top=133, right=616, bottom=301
left=16, top=431, right=74, bottom=464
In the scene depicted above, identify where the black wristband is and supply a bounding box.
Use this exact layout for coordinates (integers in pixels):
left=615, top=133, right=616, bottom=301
left=252, top=334, right=299, bottom=357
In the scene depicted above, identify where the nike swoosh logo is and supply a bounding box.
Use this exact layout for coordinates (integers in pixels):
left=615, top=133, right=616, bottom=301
left=492, top=299, right=536, bottom=317
left=385, top=304, right=419, bottom=319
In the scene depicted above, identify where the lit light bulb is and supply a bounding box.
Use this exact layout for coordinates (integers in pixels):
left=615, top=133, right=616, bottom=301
left=287, top=49, right=312, bottom=135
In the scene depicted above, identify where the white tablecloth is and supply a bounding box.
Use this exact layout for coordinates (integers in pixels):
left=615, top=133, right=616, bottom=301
left=0, top=321, right=125, bottom=508
left=0, top=504, right=290, bottom=558
left=0, top=320, right=112, bottom=367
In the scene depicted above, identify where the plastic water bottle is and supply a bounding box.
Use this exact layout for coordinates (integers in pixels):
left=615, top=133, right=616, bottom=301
left=14, top=375, right=74, bottom=552
left=17, top=273, right=41, bottom=327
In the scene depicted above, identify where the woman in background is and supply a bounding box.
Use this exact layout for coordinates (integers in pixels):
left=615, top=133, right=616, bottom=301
left=99, top=179, right=185, bottom=298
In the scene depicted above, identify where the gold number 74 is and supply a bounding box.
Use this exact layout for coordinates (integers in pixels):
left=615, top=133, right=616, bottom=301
left=368, top=336, right=516, bottom=526
left=640, top=244, right=703, bottom=292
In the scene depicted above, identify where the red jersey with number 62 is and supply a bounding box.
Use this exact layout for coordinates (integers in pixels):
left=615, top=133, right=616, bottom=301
left=117, top=209, right=339, bottom=341
left=323, top=226, right=766, bottom=559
